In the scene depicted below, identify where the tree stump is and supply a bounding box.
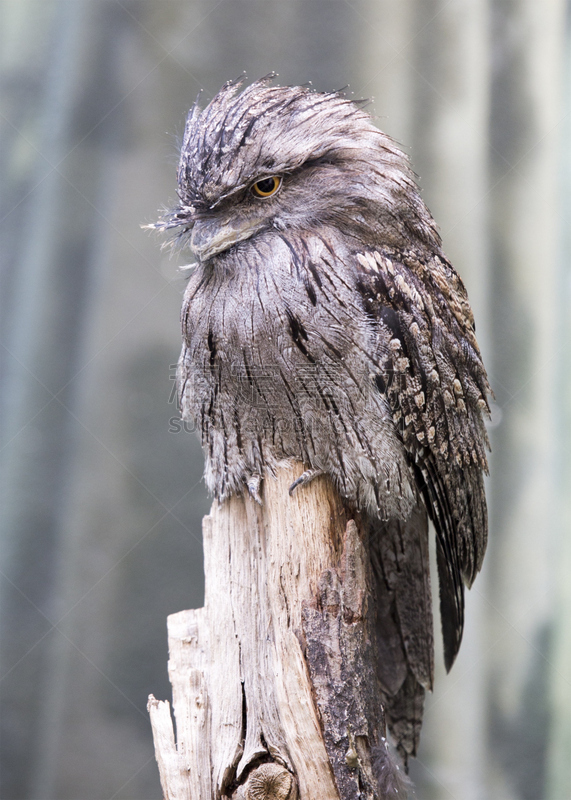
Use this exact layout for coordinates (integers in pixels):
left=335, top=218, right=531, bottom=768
left=148, top=461, right=402, bottom=799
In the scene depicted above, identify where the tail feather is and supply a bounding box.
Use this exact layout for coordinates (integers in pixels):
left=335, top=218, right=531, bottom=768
left=372, top=739, right=413, bottom=798
left=384, top=671, right=425, bottom=764
left=368, top=506, right=433, bottom=759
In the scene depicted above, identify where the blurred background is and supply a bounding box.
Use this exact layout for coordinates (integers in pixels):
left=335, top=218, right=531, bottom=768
left=1, top=1, right=570, bottom=798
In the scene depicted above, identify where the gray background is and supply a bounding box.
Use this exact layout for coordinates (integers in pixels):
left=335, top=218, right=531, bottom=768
left=1, top=1, right=570, bottom=798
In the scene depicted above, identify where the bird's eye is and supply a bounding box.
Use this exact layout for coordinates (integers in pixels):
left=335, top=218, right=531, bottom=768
left=251, top=176, right=282, bottom=198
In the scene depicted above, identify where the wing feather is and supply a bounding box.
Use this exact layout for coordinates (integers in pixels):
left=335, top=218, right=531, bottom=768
left=355, top=246, right=490, bottom=670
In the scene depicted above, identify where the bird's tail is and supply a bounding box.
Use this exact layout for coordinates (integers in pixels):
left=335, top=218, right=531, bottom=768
left=367, top=506, right=434, bottom=765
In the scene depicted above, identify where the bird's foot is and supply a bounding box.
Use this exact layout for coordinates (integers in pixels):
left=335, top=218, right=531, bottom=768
left=247, top=473, right=263, bottom=505
left=289, top=469, right=324, bottom=496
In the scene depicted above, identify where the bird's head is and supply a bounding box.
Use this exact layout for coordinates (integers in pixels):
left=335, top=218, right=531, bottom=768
left=149, top=76, right=439, bottom=260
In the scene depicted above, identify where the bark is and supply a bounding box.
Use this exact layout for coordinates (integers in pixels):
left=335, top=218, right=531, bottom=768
left=148, top=462, right=397, bottom=799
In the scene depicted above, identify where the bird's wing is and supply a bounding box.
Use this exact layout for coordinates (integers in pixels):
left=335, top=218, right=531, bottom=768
left=354, top=247, right=490, bottom=671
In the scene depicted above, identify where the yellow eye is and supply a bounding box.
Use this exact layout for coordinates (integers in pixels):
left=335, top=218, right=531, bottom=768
left=251, top=175, right=282, bottom=198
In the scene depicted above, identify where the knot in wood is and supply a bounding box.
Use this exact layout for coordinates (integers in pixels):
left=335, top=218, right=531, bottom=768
left=243, top=763, right=297, bottom=800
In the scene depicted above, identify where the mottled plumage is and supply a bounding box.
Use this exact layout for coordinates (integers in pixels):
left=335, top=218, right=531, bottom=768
left=153, top=77, right=491, bottom=765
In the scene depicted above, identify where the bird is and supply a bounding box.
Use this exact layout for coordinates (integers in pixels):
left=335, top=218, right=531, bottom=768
left=152, top=76, right=491, bottom=770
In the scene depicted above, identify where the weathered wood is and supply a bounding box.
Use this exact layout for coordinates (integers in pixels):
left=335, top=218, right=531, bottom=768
left=302, top=520, right=385, bottom=798
left=149, top=461, right=399, bottom=799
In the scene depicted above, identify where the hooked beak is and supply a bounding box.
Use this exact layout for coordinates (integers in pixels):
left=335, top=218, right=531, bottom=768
left=190, top=216, right=257, bottom=260
left=143, top=205, right=258, bottom=260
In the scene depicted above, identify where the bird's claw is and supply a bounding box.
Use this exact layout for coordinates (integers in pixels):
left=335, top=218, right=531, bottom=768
left=288, top=469, right=324, bottom=496
left=247, top=474, right=263, bottom=505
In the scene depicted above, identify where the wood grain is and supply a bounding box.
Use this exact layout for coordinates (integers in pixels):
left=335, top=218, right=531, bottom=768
left=149, top=461, right=393, bottom=799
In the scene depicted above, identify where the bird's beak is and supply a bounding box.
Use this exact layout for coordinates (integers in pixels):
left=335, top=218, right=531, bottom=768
left=191, top=216, right=256, bottom=260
